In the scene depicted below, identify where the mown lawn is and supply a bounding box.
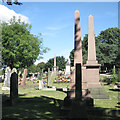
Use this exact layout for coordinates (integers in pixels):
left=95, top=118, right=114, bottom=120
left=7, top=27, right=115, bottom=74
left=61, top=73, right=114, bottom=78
left=2, top=77, right=120, bottom=120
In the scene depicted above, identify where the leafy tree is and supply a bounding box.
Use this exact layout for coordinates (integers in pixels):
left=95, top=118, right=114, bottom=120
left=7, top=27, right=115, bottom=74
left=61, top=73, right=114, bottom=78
left=27, top=64, right=38, bottom=73
left=2, top=17, right=49, bottom=69
left=36, top=62, right=45, bottom=72
left=69, top=27, right=120, bottom=70
left=44, top=56, right=67, bottom=71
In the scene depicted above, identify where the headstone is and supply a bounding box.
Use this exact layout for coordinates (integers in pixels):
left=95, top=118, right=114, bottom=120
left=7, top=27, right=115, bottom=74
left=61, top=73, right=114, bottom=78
left=47, top=68, right=52, bottom=87
left=4, top=67, right=11, bottom=87
left=10, top=68, right=18, bottom=105
left=54, top=54, right=56, bottom=73
left=65, top=59, right=70, bottom=76
left=21, top=69, right=27, bottom=86
left=39, top=80, right=43, bottom=90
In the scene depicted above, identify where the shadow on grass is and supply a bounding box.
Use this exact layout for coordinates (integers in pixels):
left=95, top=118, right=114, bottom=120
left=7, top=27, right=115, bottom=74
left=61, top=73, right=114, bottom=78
left=2, top=93, right=120, bottom=120
left=2, top=94, right=64, bottom=120
left=109, top=89, right=120, bottom=92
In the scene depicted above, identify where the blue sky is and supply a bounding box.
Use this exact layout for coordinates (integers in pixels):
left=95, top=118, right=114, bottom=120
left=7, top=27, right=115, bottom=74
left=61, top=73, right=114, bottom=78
left=1, top=2, right=118, bottom=64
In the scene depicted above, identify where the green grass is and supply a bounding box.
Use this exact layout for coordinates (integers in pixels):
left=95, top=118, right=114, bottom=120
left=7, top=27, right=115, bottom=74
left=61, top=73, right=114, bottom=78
left=2, top=79, right=120, bottom=119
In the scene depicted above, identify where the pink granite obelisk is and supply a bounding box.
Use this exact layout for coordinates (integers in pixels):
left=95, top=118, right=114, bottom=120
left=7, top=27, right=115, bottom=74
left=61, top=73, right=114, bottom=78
left=87, top=15, right=98, bottom=65
left=84, top=15, right=101, bottom=88
left=69, top=10, right=82, bottom=98
left=54, top=54, right=56, bottom=73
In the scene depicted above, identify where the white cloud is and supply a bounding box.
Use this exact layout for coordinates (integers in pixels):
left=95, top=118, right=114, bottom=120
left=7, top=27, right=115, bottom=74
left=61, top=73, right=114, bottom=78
left=0, top=5, right=29, bottom=23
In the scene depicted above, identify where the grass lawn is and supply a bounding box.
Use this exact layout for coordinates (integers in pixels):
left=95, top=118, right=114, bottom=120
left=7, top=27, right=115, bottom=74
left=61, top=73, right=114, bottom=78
left=2, top=77, right=120, bottom=120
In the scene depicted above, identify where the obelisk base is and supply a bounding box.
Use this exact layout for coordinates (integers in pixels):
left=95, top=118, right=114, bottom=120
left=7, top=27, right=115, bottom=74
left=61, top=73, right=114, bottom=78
left=84, top=63, right=109, bottom=99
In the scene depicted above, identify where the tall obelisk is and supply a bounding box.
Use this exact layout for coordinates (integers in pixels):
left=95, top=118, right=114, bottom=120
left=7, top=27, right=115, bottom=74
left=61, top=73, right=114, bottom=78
left=87, top=15, right=98, bottom=65
left=54, top=54, right=56, bottom=73
left=69, top=10, right=82, bottom=98
left=74, top=10, right=83, bottom=66
left=84, top=15, right=101, bottom=88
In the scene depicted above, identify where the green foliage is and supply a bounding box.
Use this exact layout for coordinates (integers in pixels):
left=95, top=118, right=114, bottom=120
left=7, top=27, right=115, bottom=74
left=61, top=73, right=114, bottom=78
left=69, top=27, right=120, bottom=70
left=36, top=62, right=45, bottom=72
left=111, top=68, right=118, bottom=84
left=45, top=56, right=67, bottom=71
left=2, top=17, right=49, bottom=69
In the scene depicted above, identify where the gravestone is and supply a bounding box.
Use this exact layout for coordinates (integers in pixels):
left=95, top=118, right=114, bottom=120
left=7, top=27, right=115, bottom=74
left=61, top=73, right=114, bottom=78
left=47, top=68, right=52, bottom=87
left=21, top=69, right=27, bottom=86
left=65, top=59, right=70, bottom=76
left=4, top=67, right=11, bottom=87
left=10, top=68, right=18, bottom=105
left=39, top=80, right=43, bottom=90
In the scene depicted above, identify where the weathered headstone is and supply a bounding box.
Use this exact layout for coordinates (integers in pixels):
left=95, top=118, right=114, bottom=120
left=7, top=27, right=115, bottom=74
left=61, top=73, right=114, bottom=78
left=21, top=69, right=27, bottom=86
left=39, top=80, right=43, bottom=90
left=47, top=68, right=52, bottom=87
left=10, top=68, right=18, bottom=105
left=65, top=59, right=70, bottom=76
left=4, top=67, right=11, bottom=87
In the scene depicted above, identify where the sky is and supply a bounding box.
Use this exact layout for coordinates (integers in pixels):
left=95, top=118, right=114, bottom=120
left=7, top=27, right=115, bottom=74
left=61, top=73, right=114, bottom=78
left=0, top=1, right=118, bottom=65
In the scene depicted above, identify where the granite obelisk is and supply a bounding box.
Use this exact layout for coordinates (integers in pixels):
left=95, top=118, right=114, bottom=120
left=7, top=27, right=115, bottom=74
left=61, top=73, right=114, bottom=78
left=70, top=10, right=82, bottom=98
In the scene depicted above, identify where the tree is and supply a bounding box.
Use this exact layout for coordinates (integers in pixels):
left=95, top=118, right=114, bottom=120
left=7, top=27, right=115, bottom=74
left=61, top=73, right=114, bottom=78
left=36, top=62, right=45, bottom=72
left=69, top=27, right=120, bottom=70
left=44, top=56, right=67, bottom=71
left=2, top=17, right=49, bottom=69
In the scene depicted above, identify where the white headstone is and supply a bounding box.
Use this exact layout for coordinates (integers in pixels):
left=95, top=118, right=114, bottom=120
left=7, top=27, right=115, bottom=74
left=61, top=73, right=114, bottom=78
left=39, top=80, right=43, bottom=90
left=65, top=59, right=70, bottom=75
left=4, top=67, right=11, bottom=87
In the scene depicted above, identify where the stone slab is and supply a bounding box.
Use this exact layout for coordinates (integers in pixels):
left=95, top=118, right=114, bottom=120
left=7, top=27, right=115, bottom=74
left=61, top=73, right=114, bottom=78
left=41, top=88, right=56, bottom=91
left=2, top=87, right=10, bottom=90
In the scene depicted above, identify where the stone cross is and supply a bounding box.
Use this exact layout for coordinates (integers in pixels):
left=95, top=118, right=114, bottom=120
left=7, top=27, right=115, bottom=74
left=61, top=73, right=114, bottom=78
left=54, top=54, right=56, bottom=72
left=21, top=69, right=27, bottom=86
left=10, top=68, right=18, bottom=105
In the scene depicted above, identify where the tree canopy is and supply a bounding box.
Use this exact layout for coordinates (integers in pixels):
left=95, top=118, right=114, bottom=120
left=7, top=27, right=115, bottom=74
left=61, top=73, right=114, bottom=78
left=2, top=17, right=49, bottom=69
left=44, top=56, right=67, bottom=71
left=69, top=27, right=120, bottom=70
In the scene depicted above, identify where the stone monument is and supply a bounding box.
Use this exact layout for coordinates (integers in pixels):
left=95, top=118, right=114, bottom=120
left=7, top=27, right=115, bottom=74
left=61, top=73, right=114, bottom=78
left=4, top=66, right=11, bottom=87
left=47, top=68, right=52, bottom=87
left=65, top=59, right=70, bottom=76
left=84, top=15, right=109, bottom=99
left=10, top=68, right=18, bottom=105
left=21, top=68, right=27, bottom=86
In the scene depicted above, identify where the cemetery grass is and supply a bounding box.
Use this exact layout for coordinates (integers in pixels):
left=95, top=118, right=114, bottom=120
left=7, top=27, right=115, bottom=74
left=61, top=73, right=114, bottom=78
left=2, top=78, right=120, bottom=120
